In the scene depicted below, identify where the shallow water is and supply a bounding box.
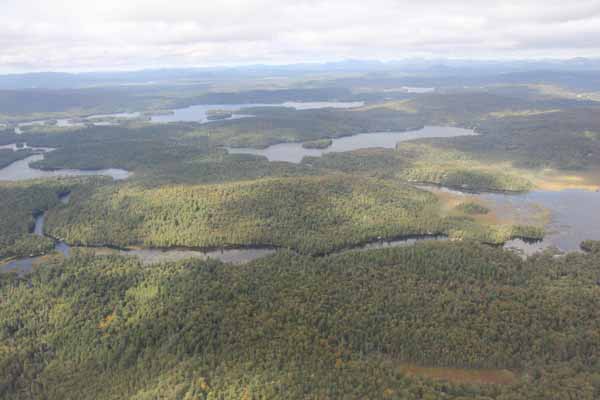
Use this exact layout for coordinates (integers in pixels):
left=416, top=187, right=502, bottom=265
left=227, top=126, right=478, bottom=163
left=420, top=185, right=600, bottom=255
left=481, top=189, right=600, bottom=255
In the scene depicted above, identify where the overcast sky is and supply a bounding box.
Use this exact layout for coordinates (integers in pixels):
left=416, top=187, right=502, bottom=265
left=2, top=0, right=600, bottom=72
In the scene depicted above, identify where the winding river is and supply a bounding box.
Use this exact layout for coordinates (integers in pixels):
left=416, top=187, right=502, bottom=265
left=2, top=124, right=599, bottom=274
left=0, top=193, right=277, bottom=275
left=1, top=191, right=443, bottom=275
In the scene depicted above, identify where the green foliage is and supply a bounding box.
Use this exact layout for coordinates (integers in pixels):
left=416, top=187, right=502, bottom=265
left=200, top=106, right=424, bottom=148
left=45, top=176, right=446, bottom=254
left=44, top=175, right=540, bottom=254
left=581, top=240, right=600, bottom=253
left=1, top=242, right=600, bottom=399
left=302, top=138, right=332, bottom=149
left=456, top=107, right=600, bottom=171
left=395, top=144, right=533, bottom=193
left=0, top=179, right=91, bottom=260
left=456, top=202, right=490, bottom=215
left=304, top=148, right=406, bottom=177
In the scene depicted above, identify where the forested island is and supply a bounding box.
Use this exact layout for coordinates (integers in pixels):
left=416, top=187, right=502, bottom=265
left=302, top=138, right=333, bottom=149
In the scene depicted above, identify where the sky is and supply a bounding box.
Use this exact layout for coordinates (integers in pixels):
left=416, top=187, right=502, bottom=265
left=2, top=0, right=600, bottom=72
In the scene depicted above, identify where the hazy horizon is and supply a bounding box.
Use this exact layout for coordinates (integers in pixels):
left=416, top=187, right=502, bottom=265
left=3, top=0, right=600, bottom=73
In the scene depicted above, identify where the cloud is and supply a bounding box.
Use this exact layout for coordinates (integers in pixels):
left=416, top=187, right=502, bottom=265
left=1, top=0, right=600, bottom=71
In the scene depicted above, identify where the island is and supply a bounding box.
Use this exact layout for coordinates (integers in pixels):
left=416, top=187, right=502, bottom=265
left=206, top=109, right=234, bottom=121
left=302, top=138, right=333, bottom=149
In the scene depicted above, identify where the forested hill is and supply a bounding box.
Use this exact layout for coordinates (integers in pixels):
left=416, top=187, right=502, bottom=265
left=1, top=242, right=600, bottom=399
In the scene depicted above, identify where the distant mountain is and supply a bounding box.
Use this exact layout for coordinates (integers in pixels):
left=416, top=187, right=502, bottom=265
left=0, top=58, right=599, bottom=90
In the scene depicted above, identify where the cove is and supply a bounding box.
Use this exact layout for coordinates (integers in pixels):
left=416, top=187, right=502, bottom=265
left=420, top=185, right=600, bottom=256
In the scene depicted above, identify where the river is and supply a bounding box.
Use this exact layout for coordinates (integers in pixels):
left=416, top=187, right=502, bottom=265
left=0, top=196, right=447, bottom=275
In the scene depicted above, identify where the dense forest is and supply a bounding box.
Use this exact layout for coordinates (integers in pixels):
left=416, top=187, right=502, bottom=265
left=44, top=175, right=542, bottom=254
left=1, top=242, right=599, bottom=399
left=0, top=179, right=90, bottom=261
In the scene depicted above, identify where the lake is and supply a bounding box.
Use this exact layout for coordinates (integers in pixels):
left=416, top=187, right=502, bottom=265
left=482, top=189, right=600, bottom=255
left=8, top=102, right=364, bottom=132
left=0, top=146, right=131, bottom=181
left=421, top=185, right=600, bottom=255
left=226, top=126, right=478, bottom=163
left=149, top=101, right=365, bottom=124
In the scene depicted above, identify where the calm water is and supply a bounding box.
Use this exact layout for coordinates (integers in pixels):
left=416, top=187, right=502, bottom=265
left=280, top=101, right=364, bottom=110
left=227, top=126, right=478, bottom=163
left=401, top=87, right=435, bottom=93
left=0, top=150, right=131, bottom=181
left=8, top=103, right=364, bottom=132
left=421, top=185, right=600, bottom=255
left=150, top=101, right=365, bottom=123
left=481, top=189, right=600, bottom=255
left=11, top=112, right=142, bottom=133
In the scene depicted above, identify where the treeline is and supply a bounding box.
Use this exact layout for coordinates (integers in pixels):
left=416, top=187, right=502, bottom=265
left=1, top=242, right=599, bottom=399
